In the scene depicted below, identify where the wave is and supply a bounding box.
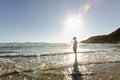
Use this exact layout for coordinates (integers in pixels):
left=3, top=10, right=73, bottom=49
left=0, top=51, right=18, bottom=54
left=0, top=54, right=38, bottom=58
left=0, top=51, right=97, bottom=58
left=0, top=45, right=46, bottom=49
left=0, top=52, right=73, bottom=58
left=0, top=49, right=111, bottom=58
left=113, top=49, right=120, bottom=51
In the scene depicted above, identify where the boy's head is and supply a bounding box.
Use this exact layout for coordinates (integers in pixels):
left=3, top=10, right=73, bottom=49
left=73, top=37, right=76, bottom=40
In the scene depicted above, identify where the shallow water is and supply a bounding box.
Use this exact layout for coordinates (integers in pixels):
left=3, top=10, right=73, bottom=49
left=0, top=43, right=120, bottom=80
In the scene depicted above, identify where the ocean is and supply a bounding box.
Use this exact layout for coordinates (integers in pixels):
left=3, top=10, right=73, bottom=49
left=0, top=43, right=120, bottom=80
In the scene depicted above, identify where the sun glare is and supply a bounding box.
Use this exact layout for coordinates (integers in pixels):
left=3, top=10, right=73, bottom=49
left=65, top=15, right=82, bottom=32
left=68, top=54, right=75, bottom=63
left=61, top=14, right=83, bottom=42
left=83, top=3, right=90, bottom=12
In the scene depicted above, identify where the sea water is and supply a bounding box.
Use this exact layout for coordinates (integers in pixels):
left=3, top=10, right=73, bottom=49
left=0, top=43, right=120, bottom=68
left=0, top=43, right=120, bottom=79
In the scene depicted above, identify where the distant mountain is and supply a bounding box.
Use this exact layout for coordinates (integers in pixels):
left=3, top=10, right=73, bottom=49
left=81, top=28, right=120, bottom=43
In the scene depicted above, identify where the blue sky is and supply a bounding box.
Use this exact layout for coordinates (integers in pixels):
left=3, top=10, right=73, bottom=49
left=0, top=0, right=120, bottom=43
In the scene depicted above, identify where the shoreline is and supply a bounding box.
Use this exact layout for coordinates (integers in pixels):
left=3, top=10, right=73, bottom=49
left=1, top=62, right=120, bottom=80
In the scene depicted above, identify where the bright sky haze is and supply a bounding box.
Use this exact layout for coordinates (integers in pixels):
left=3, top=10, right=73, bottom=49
left=0, top=0, right=120, bottom=43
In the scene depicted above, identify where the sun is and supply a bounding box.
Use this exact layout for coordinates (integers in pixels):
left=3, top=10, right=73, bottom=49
left=61, top=14, right=83, bottom=42
left=66, top=15, right=81, bottom=31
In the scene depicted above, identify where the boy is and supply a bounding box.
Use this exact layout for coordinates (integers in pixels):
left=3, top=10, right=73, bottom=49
left=73, top=37, right=77, bottom=53
left=73, top=37, right=78, bottom=68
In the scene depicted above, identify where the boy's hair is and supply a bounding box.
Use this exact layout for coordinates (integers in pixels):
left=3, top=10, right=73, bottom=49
left=73, top=37, right=76, bottom=40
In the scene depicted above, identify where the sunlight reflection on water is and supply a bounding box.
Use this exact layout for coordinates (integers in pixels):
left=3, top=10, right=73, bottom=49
left=67, top=54, right=75, bottom=64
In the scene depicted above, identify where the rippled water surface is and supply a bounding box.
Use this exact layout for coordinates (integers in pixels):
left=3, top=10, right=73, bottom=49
left=0, top=43, right=120, bottom=80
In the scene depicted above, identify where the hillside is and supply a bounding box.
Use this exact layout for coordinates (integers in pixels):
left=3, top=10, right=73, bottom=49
left=81, top=28, right=120, bottom=43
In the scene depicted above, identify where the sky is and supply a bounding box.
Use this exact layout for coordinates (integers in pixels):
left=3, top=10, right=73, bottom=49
left=0, top=0, right=120, bottom=43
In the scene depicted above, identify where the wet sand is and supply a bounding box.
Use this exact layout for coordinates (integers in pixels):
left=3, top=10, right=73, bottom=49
left=1, top=62, right=120, bottom=80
